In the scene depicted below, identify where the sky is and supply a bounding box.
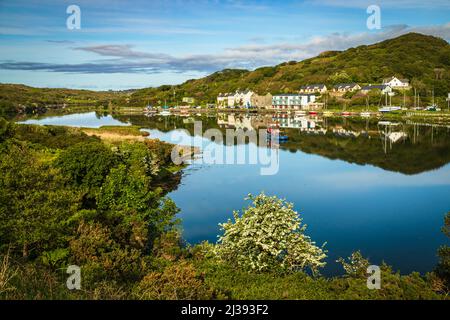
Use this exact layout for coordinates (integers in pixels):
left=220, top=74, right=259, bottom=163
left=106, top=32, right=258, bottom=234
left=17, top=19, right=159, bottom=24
left=0, top=0, right=449, bottom=90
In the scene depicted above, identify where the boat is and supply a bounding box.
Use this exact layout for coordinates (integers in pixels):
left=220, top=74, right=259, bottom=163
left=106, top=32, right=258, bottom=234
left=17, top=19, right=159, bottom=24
left=426, top=89, right=440, bottom=111
left=342, top=111, right=352, bottom=116
left=159, top=110, right=171, bottom=116
left=159, top=103, right=172, bottom=116
left=266, top=126, right=289, bottom=142
left=360, top=97, right=371, bottom=117
left=308, top=111, right=318, bottom=116
left=379, top=106, right=401, bottom=113
left=267, top=133, right=289, bottom=141
left=425, top=105, right=441, bottom=112
left=378, top=91, right=401, bottom=113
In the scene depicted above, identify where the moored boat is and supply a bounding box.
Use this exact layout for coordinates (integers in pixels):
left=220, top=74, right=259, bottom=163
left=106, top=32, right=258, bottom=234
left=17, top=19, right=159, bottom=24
left=379, top=106, right=401, bottom=113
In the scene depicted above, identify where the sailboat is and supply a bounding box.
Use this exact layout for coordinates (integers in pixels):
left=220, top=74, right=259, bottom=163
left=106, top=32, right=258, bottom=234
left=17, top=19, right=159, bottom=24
left=159, top=100, right=172, bottom=116
left=425, top=88, right=441, bottom=111
left=360, top=96, right=371, bottom=117
left=379, top=91, right=401, bottom=113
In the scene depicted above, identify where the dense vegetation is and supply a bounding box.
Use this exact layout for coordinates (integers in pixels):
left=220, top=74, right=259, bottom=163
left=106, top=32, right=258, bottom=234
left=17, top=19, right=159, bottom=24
left=129, top=33, right=450, bottom=106
left=0, top=84, right=130, bottom=117
left=0, top=118, right=449, bottom=299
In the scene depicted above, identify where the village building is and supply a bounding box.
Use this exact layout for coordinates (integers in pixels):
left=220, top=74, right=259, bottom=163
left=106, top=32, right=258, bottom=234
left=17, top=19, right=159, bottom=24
left=182, top=97, right=195, bottom=104
left=299, top=84, right=328, bottom=94
left=332, top=83, right=361, bottom=93
left=361, top=84, right=392, bottom=95
left=382, top=76, right=410, bottom=89
left=217, top=90, right=271, bottom=108
left=250, top=93, right=273, bottom=109
left=217, top=93, right=229, bottom=108
left=271, top=94, right=317, bottom=110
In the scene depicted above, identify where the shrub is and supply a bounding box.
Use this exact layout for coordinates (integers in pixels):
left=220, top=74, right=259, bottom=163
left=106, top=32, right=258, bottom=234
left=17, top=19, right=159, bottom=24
left=133, top=261, right=216, bottom=300
left=55, top=141, right=117, bottom=193
left=337, top=251, right=370, bottom=277
left=215, top=193, right=327, bottom=274
left=435, top=212, right=450, bottom=291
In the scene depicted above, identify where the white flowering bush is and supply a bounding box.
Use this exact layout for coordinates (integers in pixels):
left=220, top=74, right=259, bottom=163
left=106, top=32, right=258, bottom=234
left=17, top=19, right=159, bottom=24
left=215, top=193, right=327, bottom=274
left=337, top=251, right=370, bottom=277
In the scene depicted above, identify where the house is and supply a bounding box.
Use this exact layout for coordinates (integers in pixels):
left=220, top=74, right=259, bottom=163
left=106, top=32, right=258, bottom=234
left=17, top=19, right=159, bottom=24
left=250, top=93, right=272, bottom=109
left=182, top=97, right=195, bottom=104
left=361, top=84, right=392, bottom=95
left=299, top=84, right=328, bottom=94
left=272, top=94, right=317, bottom=110
left=239, top=90, right=255, bottom=108
left=217, top=93, right=229, bottom=108
left=383, top=76, right=410, bottom=89
left=217, top=90, right=256, bottom=108
left=332, top=83, right=361, bottom=93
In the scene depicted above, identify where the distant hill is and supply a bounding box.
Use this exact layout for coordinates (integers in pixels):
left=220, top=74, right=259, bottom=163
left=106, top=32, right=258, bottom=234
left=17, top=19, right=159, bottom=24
left=129, top=32, right=450, bottom=106
left=0, top=83, right=127, bottom=116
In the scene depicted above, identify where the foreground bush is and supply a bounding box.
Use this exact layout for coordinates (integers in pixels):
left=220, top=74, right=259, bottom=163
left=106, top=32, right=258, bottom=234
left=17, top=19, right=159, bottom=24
left=215, top=193, right=327, bottom=274
left=133, top=261, right=218, bottom=300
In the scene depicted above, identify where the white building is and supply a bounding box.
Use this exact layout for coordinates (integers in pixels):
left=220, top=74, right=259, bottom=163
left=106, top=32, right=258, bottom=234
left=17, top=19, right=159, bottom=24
left=272, top=94, right=317, bottom=110
left=333, top=83, right=361, bottom=93
left=217, top=90, right=256, bottom=108
left=299, top=84, right=328, bottom=94
left=383, top=77, right=410, bottom=89
left=361, top=84, right=392, bottom=95
left=217, top=93, right=229, bottom=108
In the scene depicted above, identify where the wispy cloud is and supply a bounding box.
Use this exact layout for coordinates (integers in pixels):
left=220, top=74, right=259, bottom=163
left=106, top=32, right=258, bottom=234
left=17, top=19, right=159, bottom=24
left=306, top=0, right=450, bottom=9
left=46, top=40, right=75, bottom=44
left=1, top=24, right=449, bottom=75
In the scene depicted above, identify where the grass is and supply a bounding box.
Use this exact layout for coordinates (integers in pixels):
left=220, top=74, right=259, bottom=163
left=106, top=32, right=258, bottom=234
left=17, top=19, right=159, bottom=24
left=80, top=125, right=150, bottom=143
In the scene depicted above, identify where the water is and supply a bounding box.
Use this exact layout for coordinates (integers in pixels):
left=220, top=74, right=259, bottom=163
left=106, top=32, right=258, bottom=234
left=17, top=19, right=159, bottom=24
left=17, top=111, right=450, bottom=275
left=18, top=111, right=130, bottom=128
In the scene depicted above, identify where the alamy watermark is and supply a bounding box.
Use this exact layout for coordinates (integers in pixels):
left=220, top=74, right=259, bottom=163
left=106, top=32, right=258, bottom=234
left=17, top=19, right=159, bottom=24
left=66, top=5, right=81, bottom=30
left=170, top=121, right=280, bottom=176
left=367, top=5, right=381, bottom=30
left=367, top=265, right=381, bottom=289
left=66, top=265, right=81, bottom=290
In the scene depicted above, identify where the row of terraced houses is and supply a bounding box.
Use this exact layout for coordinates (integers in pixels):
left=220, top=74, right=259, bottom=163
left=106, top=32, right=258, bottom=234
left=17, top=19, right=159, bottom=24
left=216, top=77, right=410, bottom=110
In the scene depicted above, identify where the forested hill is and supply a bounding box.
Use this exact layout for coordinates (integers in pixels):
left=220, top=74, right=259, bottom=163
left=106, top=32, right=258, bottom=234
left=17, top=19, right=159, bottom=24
left=0, top=83, right=129, bottom=116
left=129, top=32, right=450, bottom=106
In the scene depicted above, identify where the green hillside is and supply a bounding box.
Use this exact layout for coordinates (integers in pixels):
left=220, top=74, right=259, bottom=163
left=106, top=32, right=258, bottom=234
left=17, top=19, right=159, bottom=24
left=1, top=32, right=449, bottom=113
left=129, top=32, right=450, bottom=106
left=0, top=84, right=129, bottom=117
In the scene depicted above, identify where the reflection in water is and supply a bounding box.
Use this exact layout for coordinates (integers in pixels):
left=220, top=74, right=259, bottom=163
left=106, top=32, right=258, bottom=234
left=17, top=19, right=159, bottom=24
left=17, top=111, right=450, bottom=275
left=18, top=111, right=131, bottom=128
left=118, top=112, right=450, bottom=175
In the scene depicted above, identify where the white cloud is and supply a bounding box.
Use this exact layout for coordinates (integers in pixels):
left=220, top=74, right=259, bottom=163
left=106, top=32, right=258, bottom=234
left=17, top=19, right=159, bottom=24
left=1, top=24, right=448, bottom=74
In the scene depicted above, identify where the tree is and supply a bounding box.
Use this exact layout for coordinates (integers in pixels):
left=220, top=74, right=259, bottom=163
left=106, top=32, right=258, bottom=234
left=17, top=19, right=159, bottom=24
left=215, top=193, right=327, bottom=274
left=55, top=142, right=117, bottom=195
left=435, top=212, right=450, bottom=290
left=0, top=142, right=82, bottom=257
left=0, top=118, right=14, bottom=143
left=96, top=164, right=179, bottom=250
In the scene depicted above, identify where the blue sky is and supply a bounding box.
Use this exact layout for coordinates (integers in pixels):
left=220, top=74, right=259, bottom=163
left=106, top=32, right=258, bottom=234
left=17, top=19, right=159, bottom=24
left=0, top=0, right=449, bottom=90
